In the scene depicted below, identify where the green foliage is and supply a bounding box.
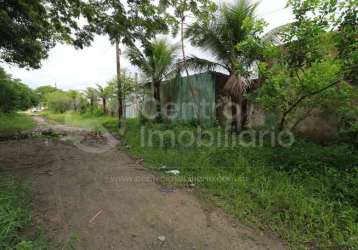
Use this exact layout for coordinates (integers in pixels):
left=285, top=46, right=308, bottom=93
left=45, top=89, right=87, bottom=114
left=0, top=113, right=35, bottom=136
left=45, top=91, right=72, bottom=113
left=254, top=0, right=358, bottom=132
left=127, top=39, right=179, bottom=83
left=0, top=0, right=105, bottom=68
left=43, top=111, right=117, bottom=131
left=255, top=58, right=354, bottom=130
left=186, top=0, right=265, bottom=74
left=333, top=0, right=358, bottom=85
left=0, top=0, right=174, bottom=69
left=0, top=178, right=48, bottom=249
left=107, top=72, right=137, bottom=99
left=185, top=0, right=267, bottom=130
left=0, top=67, right=37, bottom=113
left=113, top=120, right=358, bottom=249
left=159, top=0, right=217, bottom=36
left=96, top=84, right=110, bottom=100
left=67, top=90, right=87, bottom=113
left=285, top=0, right=357, bottom=84
left=338, top=99, right=358, bottom=146
left=127, top=39, right=179, bottom=120
left=34, top=86, right=59, bottom=105
left=85, top=87, right=97, bottom=109
left=100, top=1, right=171, bottom=48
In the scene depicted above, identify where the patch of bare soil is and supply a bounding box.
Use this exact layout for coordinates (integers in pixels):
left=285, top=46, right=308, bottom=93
left=0, top=117, right=286, bottom=249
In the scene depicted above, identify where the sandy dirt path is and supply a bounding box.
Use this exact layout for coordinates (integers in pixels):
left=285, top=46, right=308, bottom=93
left=0, top=116, right=286, bottom=250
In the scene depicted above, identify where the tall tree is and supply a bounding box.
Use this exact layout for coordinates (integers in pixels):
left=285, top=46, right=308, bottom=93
left=127, top=39, right=179, bottom=121
left=185, top=0, right=266, bottom=131
left=35, top=85, right=60, bottom=105
left=115, top=42, right=123, bottom=120
left=159, top=0, right=217, bottom=123
left=85, top=87, right=97, bottom=110
left=106, top=72, right=137, bottom=117
left=96, top=84, right=110, bottom=114
left=0, top=0, right=104, bottom=68
left=98, top=0, right=171, bottom=124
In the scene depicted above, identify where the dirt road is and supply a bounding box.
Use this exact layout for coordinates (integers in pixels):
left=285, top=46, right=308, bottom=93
left=0, top=116, right=286, bottom=249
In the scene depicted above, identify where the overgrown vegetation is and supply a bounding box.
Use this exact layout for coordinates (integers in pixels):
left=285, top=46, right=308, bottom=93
left=113, top=119, right=358, bottom=249
left=184, top=0, right=266, bottom=131
left=127, top=39, right=179, bottom=121
left=0, top=113, right=35, bottom=136
left=43, top=110, right=358, bottom=248
left=0, top=177, right=47, bottom=249
left=254, top=0, right=358, bottom=134
left=0, top=67, right=37, bottom=113
left=42, top=111, right=117, bottom=131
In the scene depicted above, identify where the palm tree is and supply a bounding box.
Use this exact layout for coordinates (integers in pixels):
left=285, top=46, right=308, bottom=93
left=96, top=84, right=110, bottom=114
left=185, top=0, right=261, bottom=131
left=127, top=39, right=179, bottom=121
left=68, top=90, right=81, bottom=112
left=85, top=87, right=97, bottom=110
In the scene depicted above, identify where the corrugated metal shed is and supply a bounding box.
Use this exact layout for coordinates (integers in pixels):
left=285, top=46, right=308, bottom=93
left=160, top=71, right=229, bottom=126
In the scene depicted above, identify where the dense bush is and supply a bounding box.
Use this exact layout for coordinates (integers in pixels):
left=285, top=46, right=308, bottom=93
left=34, top=85, right=59, bottom=105
left=45, top=89, right=92, bottom=114
left=0, top=67, right=37, bottom=113
left=45, top=91, right=72, bottom=113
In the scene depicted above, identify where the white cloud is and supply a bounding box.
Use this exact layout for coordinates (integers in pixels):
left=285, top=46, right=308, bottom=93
left=1, top=0, right=293, bottom=91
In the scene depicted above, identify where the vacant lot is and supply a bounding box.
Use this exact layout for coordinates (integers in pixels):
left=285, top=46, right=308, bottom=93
left=0, top=115, right=285, bottom=249
left=43, top=112, right=358, bottom=249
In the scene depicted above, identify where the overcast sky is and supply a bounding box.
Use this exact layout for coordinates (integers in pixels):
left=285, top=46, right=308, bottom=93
left=1, top=0, right=293, bottom=90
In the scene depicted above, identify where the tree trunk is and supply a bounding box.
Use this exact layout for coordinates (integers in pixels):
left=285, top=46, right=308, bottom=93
left=116, top=41, right=123, bottom=120
left=90, top=97, right=94, bottom=109
left=180, top=17, right=201, bottom=125
left=230, top=96, right=240, bottom=133
left=153, top=80, right=162, bottom=121
left=240, top=99, right=248, bottom=130
left=231, top=101, right=238, bottom=132
left=102, top=97, right=107, bottom=114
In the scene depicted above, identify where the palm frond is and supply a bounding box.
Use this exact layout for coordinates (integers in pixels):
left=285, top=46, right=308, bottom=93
left=224, top=75, right=252, bottom=98
left=185, top=0, right=259, bottom=72
left=126, top=38, right=179, bottom=83
left=126, top=45, right=152, bottom=76
left=184, top=56, right=229, bottom=72
left=148, top=39, right=179, bottom=81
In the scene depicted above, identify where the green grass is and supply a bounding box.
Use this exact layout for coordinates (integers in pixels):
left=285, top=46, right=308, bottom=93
left=113, top=120, right=358, bottom=250
left=0, top=177, right=47, bottom=249
left=41, top=112, right=358, bottom=249
left=0, top=113, right=35, bottom=136
left=42, top=111, right=117, bottom=131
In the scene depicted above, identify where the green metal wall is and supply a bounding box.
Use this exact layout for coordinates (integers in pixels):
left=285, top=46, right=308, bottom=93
left=161, top=72, right=216, bottom=126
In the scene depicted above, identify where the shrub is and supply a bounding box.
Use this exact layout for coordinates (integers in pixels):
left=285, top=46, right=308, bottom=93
left=0, top=67, right=37, bottom=113
left=45, top=91, right=72, bottom=113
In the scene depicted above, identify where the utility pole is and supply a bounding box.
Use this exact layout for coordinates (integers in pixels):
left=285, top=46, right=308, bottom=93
left=116, top=40, right=123, bottom=121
